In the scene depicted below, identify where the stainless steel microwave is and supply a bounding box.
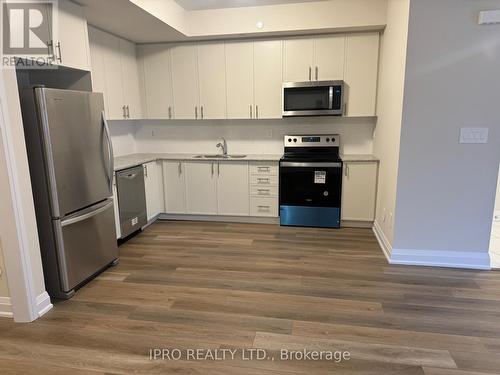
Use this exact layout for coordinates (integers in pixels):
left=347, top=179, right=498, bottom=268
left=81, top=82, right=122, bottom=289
left=282, top=81, right=344, bottom=117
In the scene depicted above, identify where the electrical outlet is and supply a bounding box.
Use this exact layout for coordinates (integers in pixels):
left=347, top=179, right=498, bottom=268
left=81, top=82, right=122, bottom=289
left=459, top=128, right=489, bottom=144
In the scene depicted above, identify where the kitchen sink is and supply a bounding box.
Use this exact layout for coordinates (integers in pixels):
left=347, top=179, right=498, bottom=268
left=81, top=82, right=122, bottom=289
left=193, top=154, right=247, bottom=159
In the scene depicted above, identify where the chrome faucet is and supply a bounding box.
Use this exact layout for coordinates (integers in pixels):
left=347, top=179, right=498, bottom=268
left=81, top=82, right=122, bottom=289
left=216, top=138, right=227, bottom=155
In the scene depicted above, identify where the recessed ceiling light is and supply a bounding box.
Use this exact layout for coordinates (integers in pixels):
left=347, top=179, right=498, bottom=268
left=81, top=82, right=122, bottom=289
left=256, top=21, right=264, bottom=29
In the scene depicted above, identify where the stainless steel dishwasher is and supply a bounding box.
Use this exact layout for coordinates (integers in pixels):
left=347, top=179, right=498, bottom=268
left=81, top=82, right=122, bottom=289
left=116, top=165, right=147, bottom=238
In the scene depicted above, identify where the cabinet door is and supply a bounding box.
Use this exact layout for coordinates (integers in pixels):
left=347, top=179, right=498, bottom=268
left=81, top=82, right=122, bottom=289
left=185, top=162, right=217, bottom=215
left=225, top=41, right=254, bottom=119
left=254, top=40, right=283, bottom=119
left=344, top=33, right=380, bottom=117
left=112, top=175, right=121, bottom=239
left=217, top=162, right=249, bottom=216
left=314, top=35, right=345, bottom=81
left=197, top=43, right=226, bottom=119
left=101, top=32, right=125, bottom=120
left=283, top=38, right=314, bottom=82
left=88, top=27, right=109, bottom=115
left=163, top=161, right=186, bottom=214
left=171, top=45, right=199, bottom=119
left=341, top=162, right=378, bottom=221
left=57, top=0, right=91, bottom=71
left=139, top=44, right=174, bottom=119
left=120, top=39, right=143, bottom=119
left=144, top=161, right=164, bottom=221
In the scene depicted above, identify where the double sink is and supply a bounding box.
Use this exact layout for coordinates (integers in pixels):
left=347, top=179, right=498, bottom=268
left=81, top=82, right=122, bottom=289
left=194, top=154, right=247, bottom=159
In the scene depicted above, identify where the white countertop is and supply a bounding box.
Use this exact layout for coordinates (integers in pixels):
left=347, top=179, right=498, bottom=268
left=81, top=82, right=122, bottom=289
left=341, top=154, right=379, bottom=162
left=114, top=153, right=283, bottom=171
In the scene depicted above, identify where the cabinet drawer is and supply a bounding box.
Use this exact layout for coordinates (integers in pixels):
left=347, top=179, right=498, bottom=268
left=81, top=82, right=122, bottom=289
left=250, top=185, right=278, bottom=196
left=249, top=163, right=278, bottom=176
left=250, top=197, right=278, bottom=217
left=250, top=175, right=278, bottom=186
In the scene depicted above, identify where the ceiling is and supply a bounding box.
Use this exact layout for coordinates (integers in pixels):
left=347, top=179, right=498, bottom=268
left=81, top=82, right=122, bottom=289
left=174, top=0, right=329, bottom=11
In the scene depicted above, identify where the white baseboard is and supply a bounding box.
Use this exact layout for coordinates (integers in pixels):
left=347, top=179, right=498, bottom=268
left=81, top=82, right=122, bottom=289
left=0, top=296, right=13, bottom=318
left=372, top=220, right=491, bottom=270
left=390, top=248, right=491, bottom=270
left=36, top=291, right=53, bottom=317
left=372, top=220, right=392, bottom=262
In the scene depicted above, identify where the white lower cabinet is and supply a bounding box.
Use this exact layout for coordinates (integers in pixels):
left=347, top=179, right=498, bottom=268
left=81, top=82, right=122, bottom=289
left=143, top=161, right=164, bottom=221
left=163, top=161, right=186, bottom=214
left=112, top=174, right=121, bottom=239
left=185, top=162, right=218, bottom=215
left=217, top=162, right=249, bottom=216
left=341, top=162, right=378, bottom=222
left=249, top=162, right=279, bottom=217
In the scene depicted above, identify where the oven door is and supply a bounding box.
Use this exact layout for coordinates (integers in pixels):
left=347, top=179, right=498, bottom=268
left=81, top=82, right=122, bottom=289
left=279, top=161, right=342, bottom=228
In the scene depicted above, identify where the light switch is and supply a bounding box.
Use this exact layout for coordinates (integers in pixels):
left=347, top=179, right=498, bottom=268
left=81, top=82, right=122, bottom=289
left=459, top=128, right=489, bottom=144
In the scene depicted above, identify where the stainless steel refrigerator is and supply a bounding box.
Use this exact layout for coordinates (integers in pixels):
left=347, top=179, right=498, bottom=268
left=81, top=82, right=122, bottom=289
left=20, top=87, right=118, bottom=299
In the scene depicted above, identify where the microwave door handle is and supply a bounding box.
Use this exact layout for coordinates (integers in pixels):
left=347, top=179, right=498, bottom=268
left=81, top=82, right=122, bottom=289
left=328, top=86, right=334, bottom=110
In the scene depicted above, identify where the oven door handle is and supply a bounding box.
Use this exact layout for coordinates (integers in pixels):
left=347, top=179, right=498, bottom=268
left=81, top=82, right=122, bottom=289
left=280, top=162, right=342, bottom=168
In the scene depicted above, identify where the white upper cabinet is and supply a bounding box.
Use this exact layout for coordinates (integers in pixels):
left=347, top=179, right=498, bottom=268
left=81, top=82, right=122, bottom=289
left=283, top=38, right=314, bottom=82
left=119, top=39, right=143, bottom=119
left=197, top=43, right=227, bottom=119
left=341, top=162, right=378, bottom=222
left=89, top=27, right=143, bottom=120
left=254, top=40, right=283, bottom=119
left=344, top=32, right=380, bottom=117
left=184, top=162, right=218, bottom=215
left=171, top=45, right=199, bottom=119
left=163, top=161, right=186, bottom=214
left=225, top=41, right=254, bottom=119
left=217, top=162, right=249, bottom=216
left=139, top=44, right=174, bottom=120
left=314, top=35, right=345, bottom=81
left=144, top=161, right=164, bottom=221
left=56, top=0, right=91, bottom=71
left=100, top=31, right=125, bottom=120
left=283, top=35, right=345, bottom=82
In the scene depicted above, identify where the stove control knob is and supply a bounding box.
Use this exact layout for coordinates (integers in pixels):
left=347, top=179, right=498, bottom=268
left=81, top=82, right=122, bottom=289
left=326, top=138, right=330, bottom=142
left=288, top=138, right=292, bottom=142
left=331, top=137, right=336, bottom=143
left=293, top=138, right=297, bottom=142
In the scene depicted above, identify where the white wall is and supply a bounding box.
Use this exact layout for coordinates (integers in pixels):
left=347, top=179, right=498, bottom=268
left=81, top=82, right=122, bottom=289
left=373, top=0, right=410, bottom=245
left=393, top=0, right=500, bottom=256
left=128, top=117, right=376, bottom=155
left=109, top=120, right=138, bottom=156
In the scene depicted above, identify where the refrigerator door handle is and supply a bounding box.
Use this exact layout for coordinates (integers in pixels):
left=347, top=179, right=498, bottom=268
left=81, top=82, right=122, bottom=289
left=61, top=200, right=114, bottom=227
left=102, top=111, right=114, bottom=192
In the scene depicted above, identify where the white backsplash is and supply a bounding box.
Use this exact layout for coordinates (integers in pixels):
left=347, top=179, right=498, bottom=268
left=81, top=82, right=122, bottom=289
left=110, top=117, right=376, bottom=157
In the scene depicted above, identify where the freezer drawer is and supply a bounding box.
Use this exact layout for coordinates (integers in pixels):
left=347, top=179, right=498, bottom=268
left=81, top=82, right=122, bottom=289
left=116, top=166, right=147, bottom=237
left=55, top=199, right=118, bottom=293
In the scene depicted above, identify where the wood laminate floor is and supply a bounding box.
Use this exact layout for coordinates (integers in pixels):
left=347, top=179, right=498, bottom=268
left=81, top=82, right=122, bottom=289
left=2, top=220, right=500, bottom=374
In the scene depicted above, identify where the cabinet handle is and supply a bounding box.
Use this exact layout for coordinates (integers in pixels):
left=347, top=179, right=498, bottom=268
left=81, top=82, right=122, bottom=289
left=315, top=66, right=318, bottom=81
left=168, top=106, right=172, bottom=119
left=144, top=164, right=148, bottom=177
left=126, top=105, right=130, bottom=118
left=250, top=105, right=252, bottom=119
left=258, top=205, right=270, bottom=210
left=56, top=42, right=62, bottom=63
left=256, top=105, right=259, bottom=119
left=309, top=66, right=312, bottom=81
left=345, top=164, right=349, bottom=177
left=178, top=162, right=182, bottom=176
left=257, top=166, right=270, bottom=172
left=122, top=105, right=126, bottom=118
left=217, top=162, right=220, bottom=176
left=201, top=106, right=204, bottom=119
left=211, top=162, right=214, bottom=176
left=195, top=106, right=198, bottom=119
left=343, top=102, right=348, bottom=116
left=257, top=189, right=270, bottom=194
left=47, top=40, right=55, bottom=62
